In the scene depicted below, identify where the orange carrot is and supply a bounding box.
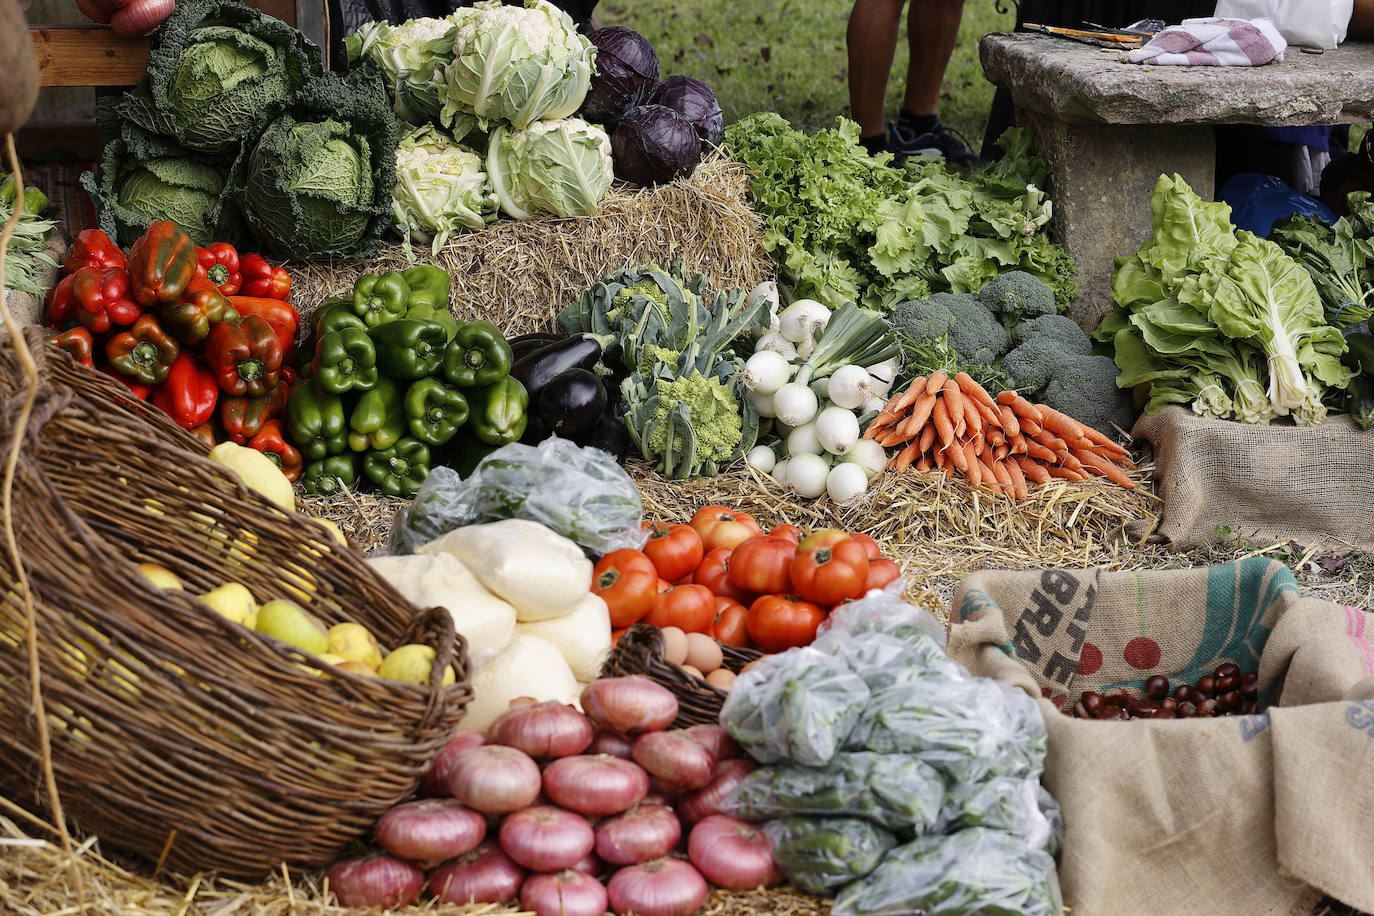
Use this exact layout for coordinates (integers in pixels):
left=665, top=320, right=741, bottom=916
left=995, top=391, right=1017, bottom=405
left=964, top=441, right=982, bottom=484
left=915, top=455, right=932, bottom=473
left=878, top=429, right=909, bottom=448
left=989, top=458, right=1014, bottom=490
left=894, top=409, right=928, bottom=440
left=1008, top=395, right=1043, bottom=423
left=956, top=372, right=999, bottom=410
left=1030, top=429, right=1068, bottom=453
left=994, top=444, right=1009, bottom=461
left=989, top=427, right=1006, bottom=449
left=934, top=447, right=948, bottom=469
left=926, top=370, right=949, bottom=395
left=998, top=406, right=1021, bottom=438
left=1019, top=457, right=1052, bottom=484
left=1003, top=458, right=1029, bottom=499
left=948, top=438, right=969, bottom=472
left=1097, top=446, right=1136, bottom=470
left=1039, top=406, right=1086, bottom=443
left=904, top=391, right=939, bottom=434
left=1019, top=417, right=1043, bottom=438
left=1073, top=448, right=1136, bottom=490
left=975, top=400, right=1002, bottom=429
left=1056, top=450, right=1085, bottom=473
left=960, top=395, right=983, bottom=439
left=877, top=382, right=923, bottom=422
left=1082, top=423, right=1126, bottom=453
left=942, top=380, right=966, bottom=434
left=918, top=422, right=936, bottom=455
left=1008, top=433, right=1028, bottom=456
left=1045, top=466, right=1084, bottom=482
left=1025, top=441, right=1058, bottom=463
left=932, top=398, right=955, bottom=448
left=892, top=440, right=922, bottom=470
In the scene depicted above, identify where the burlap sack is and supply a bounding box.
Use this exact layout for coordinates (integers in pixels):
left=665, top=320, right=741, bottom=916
left=1132, top=406, right=1374, bottom=550
left=947, top=559, right=1374, bottom=916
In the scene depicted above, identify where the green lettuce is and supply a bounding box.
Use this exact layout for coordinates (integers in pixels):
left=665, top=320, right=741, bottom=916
left=392, top=124, right=497, bottom=254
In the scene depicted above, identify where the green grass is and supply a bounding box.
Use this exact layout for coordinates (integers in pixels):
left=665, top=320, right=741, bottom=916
left=599, top=0, right=1013, bottom=140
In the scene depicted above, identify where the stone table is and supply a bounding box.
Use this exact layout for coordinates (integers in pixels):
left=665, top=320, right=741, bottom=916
left=980, top=32, right=1374, bottom=329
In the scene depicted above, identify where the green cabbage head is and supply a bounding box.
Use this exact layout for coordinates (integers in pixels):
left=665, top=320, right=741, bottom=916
left=393, top=125, right=497, bottom=254
left=440, top=0, right=595, bottom=131
left=345, top=15, right=465, bottom=128
left=486, top=118, right=613, bottom=220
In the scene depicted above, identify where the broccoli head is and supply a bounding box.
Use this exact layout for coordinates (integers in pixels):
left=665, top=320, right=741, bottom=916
left=1001, top=336, right=1062, bottom=395
left=1009, top=314, right=1093, bottom=354
left=890, top=295, right=956, bottom=345
left=936, top=292, right=1010, bottom=365
left=978, top=270, right=1057, bottom=323
left=1039, top=353, right=1137, bottom=436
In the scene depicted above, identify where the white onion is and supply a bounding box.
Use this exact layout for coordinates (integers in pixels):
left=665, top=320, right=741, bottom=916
left=746, top=387, right=778, bottom=418
left=862, top=392, right=888, bottom=412
left=786, top=421, right=822, bottom=457
left=772, top=382, right=818, bottom=427
left=826, top=462, right=869, bottom=503
left=419, top=731, right=485, bottom=797
left=632, top=731, right=717, bottom=791
left=595, top=804, right=682, bottom=865
left=688, top=815, right=781, bottom=890
left=499, top=805, right=595, bottom=872
left=326, top=855, right=424, bottom=908
left=771, top=458, right=791, bottom=485
left=374, top=799, right=485, bottom=866
left=448, top=745, right=541, bottom=814
left=786, top=454, right=830, bottom=498
left=815, top=405, right=861, bottom=456
left=607, top=857, right=709, bottom=916
left=542, top=754, right=650, bottom=816
left=745, top=445, right=776, bottom=474
left=521, top=869, right=608, bottom=916
left=845, top=438, right=889, bottom=481
left=778, top=299, right=830, bottom=343
left=486, top=701, right=593, bottom=759
left=427, top=842, right=525, bottom=905
left=753, top=330, right=797, bottom=361
left=865, top=355, right=900, bottom=385
left=747, top=280, right=780, bottom=314
left=581, top=677, right=679, bottom=735
left=684, top=724, right=740, bottom=761
left=677, top=758, right=757, bottom=825
left=741, top=350, right=791, bottom=395
left=826, top=365, right=873, bottom=410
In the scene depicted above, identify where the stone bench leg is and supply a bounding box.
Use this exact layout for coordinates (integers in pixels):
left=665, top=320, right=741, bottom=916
left=1018, top=111, right=1215, bottom=332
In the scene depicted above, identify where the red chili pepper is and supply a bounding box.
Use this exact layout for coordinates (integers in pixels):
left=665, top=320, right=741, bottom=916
left=151, top=352, right=220, bottom=429
left=239, top=253, right=291, bottom=301
left=44, top=273, right=77, bottom=328
left=51, top=327, right=96, bottom=368
left=204, top=315, right=284, bottom=397
left=195, top=242, right=243, bottom=296
left=71, top=266, right=141, bottom=334
left=63, top=229, right=126, bottom=274
left=248, top=419, right=303, bottom=482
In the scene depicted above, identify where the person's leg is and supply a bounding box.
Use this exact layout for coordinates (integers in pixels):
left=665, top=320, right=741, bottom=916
left=847, top=0, right=907, bottom=148
left=900, top=0, right=964, bottom=128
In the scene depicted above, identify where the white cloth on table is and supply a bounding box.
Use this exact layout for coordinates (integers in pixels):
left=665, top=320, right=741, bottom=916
left=1125, top=17, right=1286, bottom=66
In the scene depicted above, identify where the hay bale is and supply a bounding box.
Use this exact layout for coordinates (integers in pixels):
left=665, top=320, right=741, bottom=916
left=290, top=153, right=771, bottom=334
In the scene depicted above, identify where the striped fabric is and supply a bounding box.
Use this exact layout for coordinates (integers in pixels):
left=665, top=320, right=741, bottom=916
left=1126, top=16, right=1287, bottom=66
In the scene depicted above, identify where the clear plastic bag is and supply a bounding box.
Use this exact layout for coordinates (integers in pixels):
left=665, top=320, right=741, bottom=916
left=937, top=778, right=1061, bottom=855
left=727, top=752, right=944, bottom=833
left=846, top=677, right=1047, bottom=783
left=831, top=828, right=1063, bottom=916
left=764, top=816, right=897, bottom=894
left=389, top=438, right=646, bottom=557
left=720, top=647, right=871, bottom=767
left=832, top=633, right=965, bottom=693
left=815, top=580, right=949, bottom=652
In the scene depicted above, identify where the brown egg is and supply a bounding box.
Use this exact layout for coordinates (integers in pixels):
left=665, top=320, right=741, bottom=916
left=684, top=633, right=724, bottom=674
left=739, top=658, right=765, bottom=676
left=661, top=627, right=689, bottom=665
left=706, top=669, right=736, bottom=691
left=680, top=664, right=705, bottom=680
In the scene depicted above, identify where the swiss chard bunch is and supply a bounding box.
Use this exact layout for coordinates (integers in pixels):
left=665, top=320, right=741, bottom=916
left=1270, top=193, right=1374, bottom=327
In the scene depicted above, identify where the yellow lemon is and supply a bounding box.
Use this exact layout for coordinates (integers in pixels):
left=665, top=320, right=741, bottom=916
left=378, top=644, right=457, bottom=686
left=255, top=599, right=329, bottom=655
left=327, top=622, right=384, bottom=669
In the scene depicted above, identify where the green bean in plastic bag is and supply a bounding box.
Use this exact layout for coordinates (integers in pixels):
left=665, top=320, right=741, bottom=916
left=938, top=777, right=1063, bottom=855
left=764, top=816, right=896, bottom=894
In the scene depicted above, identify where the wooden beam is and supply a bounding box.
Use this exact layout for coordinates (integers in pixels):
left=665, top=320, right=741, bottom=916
left=30, top=25, right=150, bottom=88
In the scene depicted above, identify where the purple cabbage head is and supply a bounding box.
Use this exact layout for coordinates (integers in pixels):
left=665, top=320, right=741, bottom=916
left=611, top=104, right=703, bottom=187
left=648, top=76, right=723, bottom=146
left=581, top=27, right=660, bottom=125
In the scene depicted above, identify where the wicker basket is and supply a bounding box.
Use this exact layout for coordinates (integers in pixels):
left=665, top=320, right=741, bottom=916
left=0, top=327, right=471, bottom=879
left=600, top=625, right=761, bottom=727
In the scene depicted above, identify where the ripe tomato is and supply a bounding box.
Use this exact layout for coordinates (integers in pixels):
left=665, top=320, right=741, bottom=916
left=849, top=532, right=882, bottom=560
left=865, top=558, right=901, bottom=591
left=641, top=521, right=704, bottom=581
left=592, top=549, right=659, bottom=629
left=769, top=524, right=805, bottom=546
left=690, top=505, right=762, bottom=552
left=693, top=547, right=757, bottom=605
left=643, top=584, right=716, bottom=634
left=729, top=535, right=796, bottom=596
left=791, top=530, right=871, bottom=606
left=711, top=597, right=750, bottom=647
left=611, top=627, right=629, bottom=646
left=747, top=594, right=826, bottom=652
left=657, top=578, right=672, bottom=593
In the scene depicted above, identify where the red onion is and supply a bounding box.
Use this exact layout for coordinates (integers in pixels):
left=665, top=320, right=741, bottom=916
left=677, top=758, right=757, bottom=825
left=488, top=701, right=594, bottom=759
left=607, top=857, right=709, bottom=916
left=326, top=854, right=423, bottom=907
left=570, top=850, right=603, bottom=876
left=110, top=0, right=174, bottom=36
left=420, top=731, right=485, bottom=797
left=521, top=869, right=609, bottom=916
left=595, top=804, right=682, bottom=865
left=448, top=745, right=541, bottom=814
left=374, top=799, right=485, bottom=866
left=543, top=754, right=650, bottom=816
left=632, top=731, right=717, bottom=791
left=688, top=815, right=781, bottom=890
left=685, top=724, right=740, bottom=761
left=641, top=790, right=674, bottom=807
left=498, top=805, right=595, bottom=871
left=427, top=842, right=525, bottom=905
left=590, top=730, right=635, bottom=759
left=582, top=677, right=679, bottom=735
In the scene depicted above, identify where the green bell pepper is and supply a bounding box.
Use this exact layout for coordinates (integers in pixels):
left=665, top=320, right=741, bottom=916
left=469, top=376, right=529, bottom=445
left=364, top=437, right=432, bottom=497
left=312, top=327, right=378, bottom=393
left=348, top=376, right=406, bottom=452
left=301, top=453, right=360, bottom=496
left=314, top=297, right=368, bottom=338
left=405, top=302, right=460, bottom=341
left=368, top=318, right=447, bottom=380
left=0, top=177, right=50, bottom=215
left=401, top=265, right=450, bottom=312
left=405, top=378, right=469, bottom=446
left=352, top=271, right=411, bottom=327
left=286, top=380, right=348, bottom=461
left=443, top=320, right=514, bottom=388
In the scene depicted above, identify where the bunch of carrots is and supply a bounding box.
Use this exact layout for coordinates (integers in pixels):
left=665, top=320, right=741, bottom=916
left=863, top=370, right=1135, bottom=499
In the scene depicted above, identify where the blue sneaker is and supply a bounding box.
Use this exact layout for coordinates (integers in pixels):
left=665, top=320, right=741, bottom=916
left=888, top=120, right=981, bottom=166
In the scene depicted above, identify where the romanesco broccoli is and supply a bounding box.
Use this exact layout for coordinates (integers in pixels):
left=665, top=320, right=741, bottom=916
left=978, top=270, right=1057, bottom=323
left=609, top=277, right=672, bottom=321
left=638, top=344, right=681, bottom=374
left=648, top=371, right=742, bottom=463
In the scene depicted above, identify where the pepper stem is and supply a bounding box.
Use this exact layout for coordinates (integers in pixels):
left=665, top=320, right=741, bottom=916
left=132, top=341, right=157, bottom=366
left=464, top=348, right=485, bottom=370
left=390, top=456, right=411, bottom=477
left=239, top=359, right=263, bottom=381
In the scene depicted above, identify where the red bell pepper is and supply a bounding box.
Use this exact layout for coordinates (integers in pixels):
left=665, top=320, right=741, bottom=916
left=248, top=419, right=303, bottom=482
left=44, top=273, right=76, bottom=328
left=71, top=266, right=141, bottom=334
left=204, top=315, right=283, bottom=397
left=127, top=220, right=197, bottom=306
left=151, top=352, right=219, bottom=429
left=239, top=254, right=291, bottom=301
left=159, top=276, right=239, bottom=344
left=99, top=365, right=152, bottom=401
left=187, top=423, right=217, bottom=450
left=63, top=229, right=126, bottom=274
left=50, top=326, right=96, bottom=368
left=220, top=381, right=288, bottom=445
left=226, top=295, right=298, bottom=354
left=195, top=243, right=242, bottom=296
